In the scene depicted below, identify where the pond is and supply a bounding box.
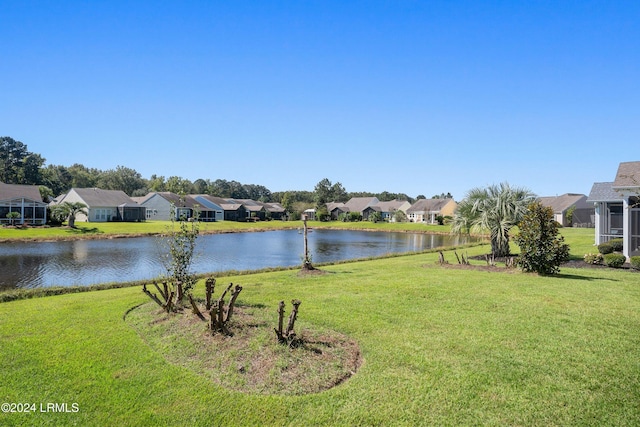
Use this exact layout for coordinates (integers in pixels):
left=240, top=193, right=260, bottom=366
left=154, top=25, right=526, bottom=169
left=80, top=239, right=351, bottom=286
left=0, top=229, right=478, bottom=290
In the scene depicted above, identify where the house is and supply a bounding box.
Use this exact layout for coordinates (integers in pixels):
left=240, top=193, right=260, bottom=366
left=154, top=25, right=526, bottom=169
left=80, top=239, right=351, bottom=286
left=190, top=195, right=224, bottom=221
left=407, top=198, right=457, bottom=224
left=0, top=182, right=48, bottom=225
left=537, top=193, right=594, bottom=227
left=196, top=196, right=247, bottom=221
left=375, top=200, right=411, bottom=222
left=53, top=188, right=146, bottom=222
left=303, top=208, right=316, bottom=221
left=327, top=202, right=349, bottom=220
left=261, top=202, right=287, bottom=220
left=232, top=199, right=267, bottom=221
left=343, top=197, right=379, bottom=220
left=588, top=161, right=640, bottom=259
left=135, top=192, right=222, bottom=221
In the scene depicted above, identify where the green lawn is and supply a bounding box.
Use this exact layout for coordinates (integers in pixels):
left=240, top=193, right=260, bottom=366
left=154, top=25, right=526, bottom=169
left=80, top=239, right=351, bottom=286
left=1, top=229, right=638, bottom=426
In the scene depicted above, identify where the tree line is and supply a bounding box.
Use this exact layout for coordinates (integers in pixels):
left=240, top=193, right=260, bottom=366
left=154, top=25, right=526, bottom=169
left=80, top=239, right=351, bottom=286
left=1, top=136, right=450, bottom=210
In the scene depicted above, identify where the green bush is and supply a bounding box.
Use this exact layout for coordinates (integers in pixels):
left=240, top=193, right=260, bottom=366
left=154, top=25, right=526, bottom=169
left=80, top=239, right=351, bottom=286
left=514, top=202, right=570, bottom=275
left=603, top=253, right=627, bottom=268
left=598, top=242, right=614, bottom=254
left=630, top=256, right=640, bottom=270
left=583, top=253, right=603, bottom=265
left=610, top=238, right=624, bottom=252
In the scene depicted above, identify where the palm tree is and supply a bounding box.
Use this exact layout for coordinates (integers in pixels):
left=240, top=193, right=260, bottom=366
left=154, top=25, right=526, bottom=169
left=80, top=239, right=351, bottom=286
left=52, top=202, right=88, bottom=228
left=451, top=182, right=536, bottom=257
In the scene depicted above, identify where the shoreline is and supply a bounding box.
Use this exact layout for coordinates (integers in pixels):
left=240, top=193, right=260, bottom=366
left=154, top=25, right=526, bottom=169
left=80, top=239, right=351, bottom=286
left=0, top=223, right=480, bottom=243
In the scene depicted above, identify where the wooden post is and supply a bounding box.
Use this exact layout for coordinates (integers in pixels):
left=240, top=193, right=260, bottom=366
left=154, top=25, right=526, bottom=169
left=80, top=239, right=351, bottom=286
left=302, top=215, right=313, bottom=270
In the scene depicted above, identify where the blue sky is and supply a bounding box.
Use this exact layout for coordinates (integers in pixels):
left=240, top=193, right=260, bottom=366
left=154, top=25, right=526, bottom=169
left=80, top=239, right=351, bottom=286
left=2, top=1, right=639, bottom=200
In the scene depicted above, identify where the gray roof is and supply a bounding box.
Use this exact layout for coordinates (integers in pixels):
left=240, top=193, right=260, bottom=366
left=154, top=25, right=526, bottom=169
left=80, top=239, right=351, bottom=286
left=71, top=188, right=137, bottom=207
left=327, top=202, right=348, bottom=213
left=537, top=194, right=590, bottom=213
left=587, top=182, right=623, bottom=202
left=375, top=200, right=408, bottom=212
left=613, top=161, right=640, bottom=189
left=0, top=182, right=43, bottom=202
left=262, top=202, right=285, bottom=213
left=344, top=197, right=379, bottom=213
left=231, top=199, right=265, bottom=212
left=194, top=195, right=243, bottom=211
left=406, top=198, right=451, bottom=214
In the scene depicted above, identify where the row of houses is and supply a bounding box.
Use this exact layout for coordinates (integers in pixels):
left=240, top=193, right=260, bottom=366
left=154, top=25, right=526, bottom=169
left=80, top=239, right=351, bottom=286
left=3, top=160, right=638, bottom=260
left=304, top=197, right=459, bottom=223
left=0, top=184, right=594, bottom=227
left=50, top=189, right=287, bottom=223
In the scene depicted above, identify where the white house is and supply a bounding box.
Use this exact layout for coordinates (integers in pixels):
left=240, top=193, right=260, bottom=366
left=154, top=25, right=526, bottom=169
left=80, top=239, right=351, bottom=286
left=0, top=182, right=48, bottom=225
left=54, top=188, right=146, bottom=222
left=588, top=161, right=640, bottom=259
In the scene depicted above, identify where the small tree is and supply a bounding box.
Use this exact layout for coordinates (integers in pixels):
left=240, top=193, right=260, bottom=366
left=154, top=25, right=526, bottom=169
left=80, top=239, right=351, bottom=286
left=6, top=211, right=20, bottom=226
left=514, top=202, right=570, bottom=275
left=368, top=211, right=382, bottom=223
left=393, top=210, right=407, bottom=223
left=161, top=203, right=200, bottom=300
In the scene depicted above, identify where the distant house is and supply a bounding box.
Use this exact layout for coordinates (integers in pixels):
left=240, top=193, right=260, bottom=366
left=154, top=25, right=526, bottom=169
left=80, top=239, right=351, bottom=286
left=407, top=198, right=457, bottom=224
left=190, top=195, right=224, bottom=221
left=303, top=208, right=316, bottom=221
left=135, top=192, right=221, bottom=221
left=54, top=188, right=146, bottom=222
left=375, top=200, right=411, bottom=222
left=195, top=196, right=247, bottom=221
left=343, top=197, right=379, bottom=220
left=261, top=202, right=287, bottom=220
left=327, top=202, right=349, bottom=220
left=588, top=161, right=640, bottom=259
left=537, top=193, right=594, bottom=227
left=232, top=199, right=267, bottom=221
left=0, top=182, right=48, bottom=225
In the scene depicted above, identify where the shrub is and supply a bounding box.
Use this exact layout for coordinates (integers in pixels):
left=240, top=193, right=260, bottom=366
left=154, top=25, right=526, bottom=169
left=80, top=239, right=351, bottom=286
left=630, top=256, right=640, bottom=270
left=603, top=253, right=627, bottom=268
left=348, top=212, right=362, bottom=222
left=610, top=238, right=624, bottom=252
left=583, top=253, right=603, bottom=265
left=514, top=202, right=570, bottom=275
left=597, top=242, right=614, bottom=254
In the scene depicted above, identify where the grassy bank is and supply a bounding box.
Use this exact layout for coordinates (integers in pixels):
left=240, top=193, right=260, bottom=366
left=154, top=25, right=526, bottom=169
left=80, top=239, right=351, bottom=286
left=0, top=220, right=452, bottom=242
left=1, top=232, right=638, bottom=426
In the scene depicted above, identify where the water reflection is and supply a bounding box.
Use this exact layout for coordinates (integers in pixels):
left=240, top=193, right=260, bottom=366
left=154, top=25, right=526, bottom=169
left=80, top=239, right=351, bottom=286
left=0, top=229, right=477, bottom=290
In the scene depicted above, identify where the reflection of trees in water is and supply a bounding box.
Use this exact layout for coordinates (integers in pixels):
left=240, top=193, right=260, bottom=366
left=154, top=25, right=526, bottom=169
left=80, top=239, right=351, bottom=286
left=0, top=255, right=46, bottom=289
left=2, top=231, right=479, bottom=290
